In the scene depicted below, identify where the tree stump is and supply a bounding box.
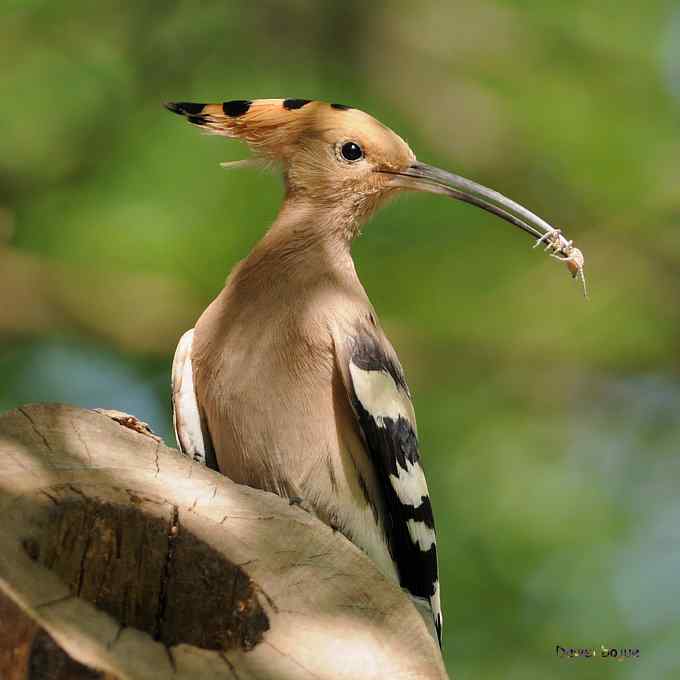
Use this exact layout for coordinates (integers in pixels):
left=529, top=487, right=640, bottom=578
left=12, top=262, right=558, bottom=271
left=0, top=404, right=448, bottom=679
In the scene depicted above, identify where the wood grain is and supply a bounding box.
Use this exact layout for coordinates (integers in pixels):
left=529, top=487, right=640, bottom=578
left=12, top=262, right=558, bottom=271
left=0, top=404, right=448, bottom=679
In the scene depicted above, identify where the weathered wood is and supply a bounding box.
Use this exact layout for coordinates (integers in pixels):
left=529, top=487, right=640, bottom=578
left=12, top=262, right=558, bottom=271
left=0, top=591, right=118, bottom=680
left=0, top=404, right=448, bottom=679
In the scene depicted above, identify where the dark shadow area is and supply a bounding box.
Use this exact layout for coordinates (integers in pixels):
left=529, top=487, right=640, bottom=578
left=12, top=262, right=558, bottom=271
left=23, top=493, right=269, bottom=652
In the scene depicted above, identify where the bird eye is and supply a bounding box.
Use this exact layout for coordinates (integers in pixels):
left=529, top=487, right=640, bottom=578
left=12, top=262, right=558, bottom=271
left=339, top=141, right=363, bottom=162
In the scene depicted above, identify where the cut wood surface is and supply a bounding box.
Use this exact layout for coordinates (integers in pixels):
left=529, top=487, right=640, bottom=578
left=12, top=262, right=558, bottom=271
left=0, top=404, right=448, bottom=680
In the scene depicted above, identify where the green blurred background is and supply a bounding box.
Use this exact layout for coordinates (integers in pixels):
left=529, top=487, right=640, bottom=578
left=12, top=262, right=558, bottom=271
left=1, top=1, right=678, bottom=677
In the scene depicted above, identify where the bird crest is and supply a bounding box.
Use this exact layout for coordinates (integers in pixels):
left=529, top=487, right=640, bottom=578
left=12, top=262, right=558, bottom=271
left=166, top=99, right=365, bottom=161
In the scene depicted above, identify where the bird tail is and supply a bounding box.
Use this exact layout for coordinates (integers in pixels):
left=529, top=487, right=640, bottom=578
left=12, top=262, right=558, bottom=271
left=410, top=593, right=442, bottom=648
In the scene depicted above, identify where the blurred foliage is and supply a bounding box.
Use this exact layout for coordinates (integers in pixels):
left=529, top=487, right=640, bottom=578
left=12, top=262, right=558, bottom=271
left=1, top=1, right=679, bottom=677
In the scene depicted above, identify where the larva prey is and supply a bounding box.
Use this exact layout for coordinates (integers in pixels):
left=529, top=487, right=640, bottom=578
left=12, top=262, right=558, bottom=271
left=534, top=228, right=588, bottom=298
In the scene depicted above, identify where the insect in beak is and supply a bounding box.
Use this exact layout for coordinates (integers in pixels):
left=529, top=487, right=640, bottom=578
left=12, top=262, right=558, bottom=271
left=382, top=162, right=588, bottom=297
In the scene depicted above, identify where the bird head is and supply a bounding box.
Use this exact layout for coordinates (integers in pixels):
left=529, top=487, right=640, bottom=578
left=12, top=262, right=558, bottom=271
left=166, top=98, right=562, bottom=245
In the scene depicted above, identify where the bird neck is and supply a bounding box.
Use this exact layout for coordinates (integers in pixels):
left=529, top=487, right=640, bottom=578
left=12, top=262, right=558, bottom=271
left=258, top=196, right=359, bottom=269
left=209, top=196, right=370, bottom=333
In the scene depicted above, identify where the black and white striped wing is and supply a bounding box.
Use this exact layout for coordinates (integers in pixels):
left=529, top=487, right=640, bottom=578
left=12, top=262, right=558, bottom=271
left=346, top=333, right=442, bottom=645
left=171, top=329, right=217, bottom=469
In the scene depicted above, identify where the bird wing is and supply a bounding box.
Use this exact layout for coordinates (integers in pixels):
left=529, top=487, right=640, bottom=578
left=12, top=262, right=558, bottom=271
left=171, top=329, right=217, bottom=469
left=337, top=329, right=442, bottom=645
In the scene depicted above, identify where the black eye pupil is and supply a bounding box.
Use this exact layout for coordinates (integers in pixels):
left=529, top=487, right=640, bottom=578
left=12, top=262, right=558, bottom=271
left=341, top=142, right=363, bottom=161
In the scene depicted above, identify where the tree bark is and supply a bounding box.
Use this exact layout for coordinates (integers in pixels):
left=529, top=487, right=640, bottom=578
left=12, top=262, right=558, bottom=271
left=0, top=404, right=448, bottom=680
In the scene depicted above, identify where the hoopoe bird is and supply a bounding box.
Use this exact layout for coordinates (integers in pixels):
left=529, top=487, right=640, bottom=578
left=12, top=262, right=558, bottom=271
left=167, top=98, right=575, bottom=647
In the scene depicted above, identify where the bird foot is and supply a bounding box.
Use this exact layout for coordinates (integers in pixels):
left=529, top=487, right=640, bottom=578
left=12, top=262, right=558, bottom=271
left=288, top=497, right=337, bottom=529
left=288, top=496, right=312, bottom=513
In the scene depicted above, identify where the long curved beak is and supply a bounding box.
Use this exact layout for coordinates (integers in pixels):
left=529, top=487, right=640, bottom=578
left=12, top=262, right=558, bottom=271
left=383, top=161, right=559, bottom=245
